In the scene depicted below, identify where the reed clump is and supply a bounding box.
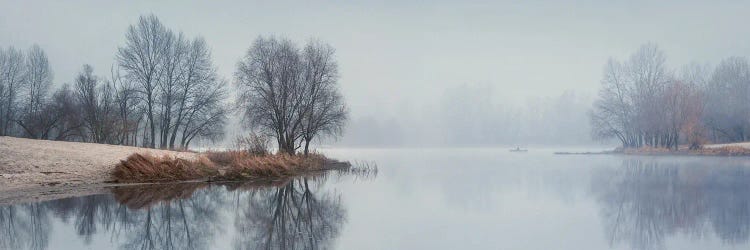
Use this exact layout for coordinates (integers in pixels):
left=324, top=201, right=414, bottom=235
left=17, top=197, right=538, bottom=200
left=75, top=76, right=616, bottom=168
left=207, top=151, right=346, bottom=180
left=113, top=151, right=350, bottom=183
left=113, top=153, right=218, bottom=183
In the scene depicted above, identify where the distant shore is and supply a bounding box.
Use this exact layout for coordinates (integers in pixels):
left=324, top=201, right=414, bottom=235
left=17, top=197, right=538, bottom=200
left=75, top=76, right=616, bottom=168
left=555, top=142, right=750, bottom=157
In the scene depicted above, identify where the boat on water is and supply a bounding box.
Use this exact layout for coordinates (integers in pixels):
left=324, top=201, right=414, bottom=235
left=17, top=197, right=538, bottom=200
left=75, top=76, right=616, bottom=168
left=509, top=146, right=528, bottom=152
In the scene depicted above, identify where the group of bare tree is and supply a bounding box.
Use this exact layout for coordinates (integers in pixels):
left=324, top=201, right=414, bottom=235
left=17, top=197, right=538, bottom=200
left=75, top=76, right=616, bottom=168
left=0, top=45, right=74, bottom=140
left=0, top=15, right=229, bottom=149
left=2, top=15, right=347, bottom=153
left=116, top=15, right=228, bottom=149
left=589, top=43, right=740, bottom=149
left=235, top=37, right=348, bottom=155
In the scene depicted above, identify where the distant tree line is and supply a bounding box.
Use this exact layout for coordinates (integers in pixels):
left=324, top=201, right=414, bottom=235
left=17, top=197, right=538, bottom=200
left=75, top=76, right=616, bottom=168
left=590, top=43, right=749, bottom=149
left=0, top=14, right=347, bottom=153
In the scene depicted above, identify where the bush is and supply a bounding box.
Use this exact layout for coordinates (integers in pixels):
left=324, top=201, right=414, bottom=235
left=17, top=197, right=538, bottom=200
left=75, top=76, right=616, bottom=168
left=233, top=132, right=270, bottom=156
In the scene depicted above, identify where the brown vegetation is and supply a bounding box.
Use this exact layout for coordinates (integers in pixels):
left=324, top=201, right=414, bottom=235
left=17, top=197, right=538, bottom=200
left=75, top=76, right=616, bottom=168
left=113, top=153, right=217, bottom=183
left=207, top=150, right=349, bottom=180
left=112, top=151, right=350, bottom=183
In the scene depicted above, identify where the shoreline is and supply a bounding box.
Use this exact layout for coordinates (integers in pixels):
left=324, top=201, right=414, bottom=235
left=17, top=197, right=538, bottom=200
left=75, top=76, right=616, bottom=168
left=0, top=136, right=350, bottom=204
left=556, top=144, right=750, bottom=157
left=0, top=136, right=200, bottom=192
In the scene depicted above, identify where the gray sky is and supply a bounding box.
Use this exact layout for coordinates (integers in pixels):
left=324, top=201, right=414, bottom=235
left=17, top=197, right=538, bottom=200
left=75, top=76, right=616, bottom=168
left=2, top=0, right=750, bottom=145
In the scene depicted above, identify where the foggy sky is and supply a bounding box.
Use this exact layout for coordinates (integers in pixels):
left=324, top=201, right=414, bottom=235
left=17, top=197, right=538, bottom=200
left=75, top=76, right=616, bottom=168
left=2, top=0, right=750, bottom=146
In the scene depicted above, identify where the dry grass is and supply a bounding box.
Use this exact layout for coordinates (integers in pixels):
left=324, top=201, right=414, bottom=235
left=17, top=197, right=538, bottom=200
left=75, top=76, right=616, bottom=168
left=208, top=151, right=347, bottom=180
left=621, top=146, right=672, bottom=155
left=204, top=150, right=243, bottom=166
left=113, top=153, right=218, bottom=183
left=113, top=151, right=350, bottom=183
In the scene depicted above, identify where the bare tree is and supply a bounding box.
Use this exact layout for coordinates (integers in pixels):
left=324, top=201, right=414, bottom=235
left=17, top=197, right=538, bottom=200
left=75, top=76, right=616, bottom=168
left=235, top=37, right=348, bottom=155
left=49, top=84, right=84, bottom=141
left=15, top=45, right=54, bottom=139
left=157, top=32, right=187, bottom=148
left=117, top=15, right=226, bottom=149
left=75, top=65, right=118, bottom=143
left=178, top=79, right=228, bottom=148
left=590, top=43, right=693, bottom=149
left=299, top=41, right=348, bottom=155
left=590, top=59, right=635, bottom=147
left=117, top=14, right=172, bottom=148
left=111, top=66, right=142, bottom=146
left=0, top=47, right=26, bottom=136
left=235, top=37, right=306, bottom=154
left=167, top=37, right=223, bottom=149
left=22, top=45, right=53, bottom=117
left=703, top=57, right=750, bottom=142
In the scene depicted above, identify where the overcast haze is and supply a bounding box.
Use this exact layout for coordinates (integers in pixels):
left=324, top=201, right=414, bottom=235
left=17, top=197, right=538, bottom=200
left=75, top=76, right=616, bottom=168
left=2, top=0, right=750, bottom=146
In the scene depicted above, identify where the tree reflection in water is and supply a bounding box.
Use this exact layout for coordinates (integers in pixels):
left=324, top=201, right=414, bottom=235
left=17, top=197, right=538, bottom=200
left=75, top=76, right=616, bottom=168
left=593, top=159, right=750, bottom=249
left=0, top=165, right=373, bottom=250
left=231, top=177, right=346, bottom=250
left=0, top=203, right=50, bottom=250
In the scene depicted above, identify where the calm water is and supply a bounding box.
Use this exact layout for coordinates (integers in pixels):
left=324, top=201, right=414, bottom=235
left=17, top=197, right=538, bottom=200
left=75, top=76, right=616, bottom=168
left=3, top=148, right=750, bottom=250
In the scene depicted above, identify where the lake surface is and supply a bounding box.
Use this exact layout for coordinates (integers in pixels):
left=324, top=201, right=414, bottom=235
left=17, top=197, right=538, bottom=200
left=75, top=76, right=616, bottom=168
left=3, top=148, right=750, bottom=250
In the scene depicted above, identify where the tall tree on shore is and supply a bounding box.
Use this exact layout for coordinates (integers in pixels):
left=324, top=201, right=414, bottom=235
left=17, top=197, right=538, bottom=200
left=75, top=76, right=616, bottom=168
left=16, top=45, right=55, bottom=139
left=235, top=37, right=348, bottom=155
left=703, top=57, right=750, bottom=142
left=75, top=65, right=119, bottom=143
left=157, top=32, right=187, bottom=148
left=300, top=41, right=347, bottom=155
left=173, top=38, right=227, bottom=149
left=590, top=59, right=634, bottom=147
left=117, top=14, right=172, bottom=148
left=0, top=47, right=26, bottom=136
left=49, top=84, right=84, bottom=141
left=22, top=45, right=53, bottom=117
left=590, top=43, right=681, bottom=149
left=117, top=15, right=226, bottom=149
left=111, top=66, right=141, bottom=146
left=235, top=37, right=306, bottom=154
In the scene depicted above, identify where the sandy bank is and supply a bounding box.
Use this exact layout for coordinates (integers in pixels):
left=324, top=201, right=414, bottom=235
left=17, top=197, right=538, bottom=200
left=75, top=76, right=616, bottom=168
left=0, top=136, right=198, bottom=198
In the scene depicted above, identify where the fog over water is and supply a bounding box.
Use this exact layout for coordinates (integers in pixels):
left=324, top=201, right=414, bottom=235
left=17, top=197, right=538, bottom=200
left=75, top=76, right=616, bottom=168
left=2, top=0, right=750, bottom=146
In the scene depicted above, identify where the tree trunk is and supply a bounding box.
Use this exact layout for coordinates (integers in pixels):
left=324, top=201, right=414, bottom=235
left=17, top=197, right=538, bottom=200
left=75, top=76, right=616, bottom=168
left=147, top=101, right=156, bottom=148
left=304, top=138, right=311, bottom=155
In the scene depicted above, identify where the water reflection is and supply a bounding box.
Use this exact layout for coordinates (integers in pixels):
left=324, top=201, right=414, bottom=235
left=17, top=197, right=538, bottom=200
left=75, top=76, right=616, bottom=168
left=0, top=166, right=373, bottom=250
left=231, top=178, right=345, bottom=250
left=593, top=159, right=750, bottom=249
left=6, top=153, right=750, bottom=250
left=0, top=204, right=51, bottom=250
